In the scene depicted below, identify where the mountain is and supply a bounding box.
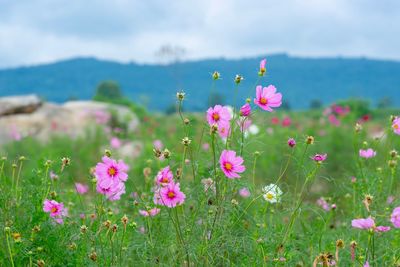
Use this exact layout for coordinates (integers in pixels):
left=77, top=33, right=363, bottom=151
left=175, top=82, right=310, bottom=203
left=0, top=54, right=399, bottom=111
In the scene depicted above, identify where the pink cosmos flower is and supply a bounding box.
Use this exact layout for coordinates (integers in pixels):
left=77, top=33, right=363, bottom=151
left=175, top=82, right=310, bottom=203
left=95, top=156, right=129, bottom=182
left=359, top=148, right=376, bottom=159
left=239, top=187, right=251, bottom=198
left=139, top=208, right=161, bottom=217
left=202, top=143, right=210, bottom=151
left=391, top=207, right=400, bottom=228
left=287, top=138, right=296, bottom=148
left=93, top=110, right=111, bottom=124
left=96, top=178, right=126, bottom=201
left=110, top=137, right=122, bottom=149
left=328, top=114, right=340, bottom=126
left=155, top=166, right=173, bottom=186
left=218, top=121, right=231, bottom=139
left=240, top=103, right=251, bottom=117
left=254, top=85, right=282, bottom=112
left=206, top=105, right=232, bottom=127
left=259, top=58, right=267, bottom=75
left=155, top=182, right=186, bottom=208
left=271, top=117, right=280, bottom=125
left=153, top=139, right=164, bottom=150
left=219, top=150, right=245, bottom=178
left=352, top=217, right=374, bottom=229
left=75, top=183, right=89, bottom=195
left=281, top=116, right=291, bottom=127
left=49, top=170, right=59, bottom=180
left=43, top=199, right=64, bottom=217
left=352, top=217, right=390, bottom=232
left=317, top=197, right=331, bottom=211
left=311, top=153, right=327, bottom=163
left=392, top=117, right=400, bottom=135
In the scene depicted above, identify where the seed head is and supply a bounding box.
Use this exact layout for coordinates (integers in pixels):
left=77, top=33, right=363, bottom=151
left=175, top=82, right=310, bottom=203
left=212, top=71, right=220, bottom=80
left=176, top=91, right=185, bottom=101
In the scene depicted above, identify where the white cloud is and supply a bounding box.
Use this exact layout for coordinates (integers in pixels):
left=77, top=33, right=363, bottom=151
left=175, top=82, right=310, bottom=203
left=0, top=0, right=399, bottom=68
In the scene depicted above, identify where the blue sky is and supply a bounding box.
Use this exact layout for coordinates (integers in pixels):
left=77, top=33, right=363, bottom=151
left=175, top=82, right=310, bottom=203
left=0, top=0, right=399, bottom=68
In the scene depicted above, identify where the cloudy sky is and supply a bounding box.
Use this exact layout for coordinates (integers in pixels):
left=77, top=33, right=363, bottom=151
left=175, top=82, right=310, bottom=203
left=0, top=0, right=399, bottom=68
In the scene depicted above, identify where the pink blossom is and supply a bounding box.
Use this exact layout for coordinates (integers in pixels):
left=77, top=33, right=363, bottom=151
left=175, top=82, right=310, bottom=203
left=93, top=110, right=110, bottom=124
left=10, top=124, right=22, bottom=141
left=392, top=117, right=400, bottom=135
left=311, top=153, right=327, bottom=163
left=43, top=199, right=64, bottom=217
left=49, top=170, right=59, bottom=180
left=391, top=207, right=400, bottom=228
left=95, top=156, right=129, bottom=183
left=75, top=183, right=89, bottom=195
left=218, top=121, right=231, bottom=139
left=139, top=208, right=160, bottom=217
left=375, top=226, right=391, bottom=232
left=206, top=105, right=231, bottom=127
left=254, top=85, right=282, bottom=112
left=155, top=166, right=173, bottom=186
left=316, top=197, right=331, bottom=211
left=155, top=182, right=186, bottom=208
left=110, top=137, right=122, bottom=149
left=239, top=187, right=251, bottom=198
left=359, top=148, right=376, bottom=159
left=364, top=261, right=370, bottom=267
left=202, top=143, right=210, bottom=151
left=271, top=117, right=280, bottom=125
left=351, top=217, right=375, bottom=229
left=287, top=138, right=296, bottom=148
left=281, top=116, right=291, bottom=127
left=259, top=58, right=267, bottom=75
left=153, top=139, right=164, bottom=150
left=328, top=114, right=340, bottom=126
left=96, top=178, right=125, bottom=201
left=239, top=103, right=251, bottom=117
left=219, top=150, right=245, bottom=179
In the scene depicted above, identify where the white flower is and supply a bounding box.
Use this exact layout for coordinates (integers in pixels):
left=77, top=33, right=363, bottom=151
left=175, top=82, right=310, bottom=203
left=262, top=184, right=282, bottom=203
left=248, top=124, right=259, bottom=135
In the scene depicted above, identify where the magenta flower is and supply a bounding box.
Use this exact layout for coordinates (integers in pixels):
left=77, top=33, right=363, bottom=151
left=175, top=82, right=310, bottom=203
left=206, top=105, right=231, bottom=127
left=364, top=262, right=370, bottom=267
left=352, top=217, right=375, bottom=229
left=110, top=137, right=121, bottom=149
left=139, top=208, right=160, bottom=217
left=259, top=58, right=267, bottom=76
left=375, top=226, right=391, bottom=232
left=219, top=150, right=245, bottom=178
left=392, top=117, right=400, bottom=135
left=240, top=103, right=251, bottom=117
left=359, top=148, right=376, bottom=159
left=155, top=166, right=173, bottom=186
left=311, top=153, right=327, bottom=163
left=96, top=178, right=126, bottom=201
left=287, top=138, right=296, bottom=148
left=316, top=197, right=331, bottom=211
left=95, top=156, right=129, bottom=182
left=239, top=187, right=251, bottom=198
left=254, top=85, right=282, bottom=112
left=328, top=114, right=340, bottom=126
left=75, top=183, right=89, bottom=195
left=391, top=207, right=400, bottom=228
left=155, top=182, right=186, bottom=208
left=218, top=121, right=231, bottom=139
left=281, top=116, right=291, bottom=127
left=43, top=199, right=64, bottom=217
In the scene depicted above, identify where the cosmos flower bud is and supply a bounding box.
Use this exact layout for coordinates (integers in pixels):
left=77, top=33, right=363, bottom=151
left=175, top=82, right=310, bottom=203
left=363, top=195, right=373, bottom=212
left=32, top=225, right=41, bottom=233
left=240, top=103, right=251, bottom=117
left=80, top=225, right=88, bottom=234
left=336, top=239, right=344, bottom=249
left=103, top=220, right=111, bottom=229
left=212, top=71, right=220, bottom=80
left=12, top=163, right=17, bottom=169
left=181, top=137, right=191, bottom=146
left=210, top=124, right=218, bottom=134
left=37, top=259, right=45, bottom=267
left=183, top=118, right=190, bottom=125
left=306, top=136, right=314, bottom=145
left=231, top=199, right=239, bottom=205
left=19, top=156, right=26, bottom=161
left=234, top=74, right=244, bottom=84
left=45, top=160, right=52, bottom=167
left=153, top=148, right=162, bottom=158
left=89, top=251, right=97, bottom=262
left=121, top=215, right=128, bottom=226
left=287, top=138, right=296, bottom=148
left=390, top=149, right=398, bottom=158
left=246, top=98, right=251, bottom=103
left=388, top=159, right=397, bottom=168
left=176, top=91, right=185, bottom=101
left=254, top=151, right=260, bottom=157
left=111, top=224, right=118, bottom=233
left=104, top=149, right=112, bottom=157
left=354, top=123, right=362, bottom=133
left=163, top=149, right=171, bottom=159
left=68, top=242, right=77, bottom=250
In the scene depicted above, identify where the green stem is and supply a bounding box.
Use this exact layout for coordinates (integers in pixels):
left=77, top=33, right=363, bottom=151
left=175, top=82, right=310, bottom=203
left=6, top=232, right=15, bottom=267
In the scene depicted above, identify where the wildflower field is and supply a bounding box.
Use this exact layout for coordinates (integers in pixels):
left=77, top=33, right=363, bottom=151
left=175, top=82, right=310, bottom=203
left=1, top=59, right=400, bottom=267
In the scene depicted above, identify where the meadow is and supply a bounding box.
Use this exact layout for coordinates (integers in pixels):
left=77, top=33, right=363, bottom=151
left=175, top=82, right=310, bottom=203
left=1, top=60, right=400, bottom=267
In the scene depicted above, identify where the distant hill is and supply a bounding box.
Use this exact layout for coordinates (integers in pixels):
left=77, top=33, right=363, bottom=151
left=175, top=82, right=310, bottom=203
left=0, top=54, right=399, bottom=111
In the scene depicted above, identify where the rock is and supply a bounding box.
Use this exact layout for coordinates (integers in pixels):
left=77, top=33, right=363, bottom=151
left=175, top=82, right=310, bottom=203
left=0, top=94, right=42, bottom=116
left=0, top=100, right=140, bottom=145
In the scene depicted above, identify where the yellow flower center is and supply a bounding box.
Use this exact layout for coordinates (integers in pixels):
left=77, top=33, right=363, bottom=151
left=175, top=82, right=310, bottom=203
left=51, top=207, right=58, bottom=213
left=167, top=191, right=176, bottom=199
left=161, top=177, right=169, bottom=183
left=224, top=162, right=233, bottom=171
left=260, top=97, right=268, bottom=105
left=266, top=193, right=274, bottom=200
left=394, top=124, right=399, bottom=130
left=108, top=167, right=117, bottom=176
left=212, top=113, right=220, bottom=121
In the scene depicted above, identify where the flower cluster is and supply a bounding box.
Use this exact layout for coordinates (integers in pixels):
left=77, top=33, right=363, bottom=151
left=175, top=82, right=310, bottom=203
left=94, top=156, right=129, bottom=201
left=153, top=166, right=186, bottom=208
left=43, top=199, right=66, bottom=224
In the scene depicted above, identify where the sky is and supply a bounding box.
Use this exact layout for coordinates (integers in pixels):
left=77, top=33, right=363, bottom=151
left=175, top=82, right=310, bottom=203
left=0, top=0, right=399, bottom=68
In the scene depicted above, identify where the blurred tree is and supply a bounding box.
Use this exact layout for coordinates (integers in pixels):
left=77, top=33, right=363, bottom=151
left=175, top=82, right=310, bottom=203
left=377, top=97, right=392, bottom=109
left=93, top=80, right=123, bottom=101
left=337, top=98, right=370, bottom=118
left=309, top=99, right=323, bottom=109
